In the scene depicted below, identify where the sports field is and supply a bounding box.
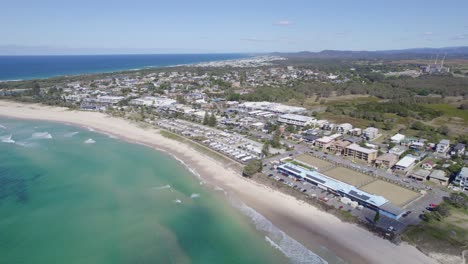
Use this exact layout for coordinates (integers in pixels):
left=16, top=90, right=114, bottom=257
left=359, top=180, right=420, bottom=206
left=294, top=154, right=332, bottom=170
left=323, top=167, right=373, bottom=187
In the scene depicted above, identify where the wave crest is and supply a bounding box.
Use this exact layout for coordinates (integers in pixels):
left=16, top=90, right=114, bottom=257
left=32, top=132, right=52, bottom=139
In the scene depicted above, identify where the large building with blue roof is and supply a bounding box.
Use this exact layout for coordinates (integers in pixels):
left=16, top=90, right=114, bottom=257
left=278, top=163, right=405, bottom=219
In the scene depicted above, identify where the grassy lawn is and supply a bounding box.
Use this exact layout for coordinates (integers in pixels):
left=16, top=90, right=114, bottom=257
left=425, top=104, right=468, bottom=122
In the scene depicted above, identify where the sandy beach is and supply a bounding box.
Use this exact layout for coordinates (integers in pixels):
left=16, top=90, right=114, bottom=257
left=0, top=100, right=437, bottom=264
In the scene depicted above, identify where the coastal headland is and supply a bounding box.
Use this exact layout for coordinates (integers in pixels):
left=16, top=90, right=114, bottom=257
left=0, top=100, right=437, bottom=264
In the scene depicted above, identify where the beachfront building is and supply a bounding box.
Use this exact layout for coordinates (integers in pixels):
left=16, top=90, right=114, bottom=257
left=453, top=167, right=468, bottom=191
left=394, top=156, right=417, bottom=174
left=277, top=163, right=405, bottom=219
left=344, top=143, right=378, bottom=163
left=278, top=114, right=316, bottom=127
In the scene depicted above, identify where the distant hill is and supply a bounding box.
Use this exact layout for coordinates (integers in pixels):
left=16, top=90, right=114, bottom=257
left=272, top=46, right=468, bottom=60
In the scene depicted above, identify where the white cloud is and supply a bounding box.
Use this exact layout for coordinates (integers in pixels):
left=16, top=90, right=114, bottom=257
left=240, top=37, right=270, bottom=42
left=451, top=33, right=468, bottom=40
left=274, top=20, right=291, bottom=26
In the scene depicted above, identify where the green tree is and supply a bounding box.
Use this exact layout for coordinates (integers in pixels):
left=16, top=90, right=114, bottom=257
left=242, top=159, right=262, bottom=177
left=203, top=112, right=209, bottom=125
left=270, top=128, right=281, bottom=148
left=373, top=210, right=380, bottom=223
left=262, top=142, right=270, bottom=157
left=208, top=112, right=217, bottom=127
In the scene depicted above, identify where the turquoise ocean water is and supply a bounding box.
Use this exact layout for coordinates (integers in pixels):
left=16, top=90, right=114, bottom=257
left=0, top=118, right=330, bottom=264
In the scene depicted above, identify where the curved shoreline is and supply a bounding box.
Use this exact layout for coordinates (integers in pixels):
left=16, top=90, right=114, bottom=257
left=0, top=100, right=437, bottom=264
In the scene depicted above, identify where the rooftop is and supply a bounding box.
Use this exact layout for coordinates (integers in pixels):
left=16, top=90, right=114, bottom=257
left=278, top=163, right=389, bottom=207
left=346, top=143, right=377, bottom=154
left=395, top=156, right=417, bottom=168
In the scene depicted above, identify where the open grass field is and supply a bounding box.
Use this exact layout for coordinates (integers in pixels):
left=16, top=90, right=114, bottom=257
left=425, top=104, right=468, bottom=122
left=294, top=153, right=332, bottom=170
left=322, top=167, right=374, bottom=187
left=359, top=180, right=420, bottom=206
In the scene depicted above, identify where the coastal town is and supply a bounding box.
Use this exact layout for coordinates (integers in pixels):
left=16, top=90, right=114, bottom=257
left=1, top=55, right=468, bottom=264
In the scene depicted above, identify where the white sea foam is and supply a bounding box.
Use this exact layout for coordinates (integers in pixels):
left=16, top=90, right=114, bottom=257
left=152, top=185, right=171, bottom=190
left=84, top=138, right=96, bottom=144
left=0, top=124, right=6, bottom=129
left=31, top=132, right=52, bottom=139
left=174, top=199, right=182, bottom=204
left=190, top=193, right=200, bottom=199
left=86, top=127, right=95, bottom=132
left=64, top=131, right=79, bottom=137
left=0, top=134, right=15, bottom=144
left=231, top=199, right=327, bottom=264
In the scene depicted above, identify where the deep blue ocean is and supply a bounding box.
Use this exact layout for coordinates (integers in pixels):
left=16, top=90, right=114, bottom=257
left=0, top=54, right=249, bottom=81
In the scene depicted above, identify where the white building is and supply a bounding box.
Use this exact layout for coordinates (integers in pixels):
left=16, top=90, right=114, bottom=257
left=238, top=101, right=306, bottom=114
left=436, top=139, right=450, bottom=153
left=394, top=156, right=417, bottom=173
left=96, top=96, right=125, bottom=104
left=391, top=133, right=405, bottom=144
left=453, top=167, right=468, bottom=191
left=130, top=96, right=176, bottom=108
left=363, top=127, right=379, bottom=140
left=278, top=114, right=316, bottom=127
left=337, top=123, right=353, bottom=133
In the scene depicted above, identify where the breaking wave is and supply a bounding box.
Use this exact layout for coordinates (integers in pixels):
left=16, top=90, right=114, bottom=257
left=231, top=199, right=327, bottom=264
left=0, top=134, right=15, bottom=144
left=190, top=193, right=200, bottom=199
left=64, top=132, right=79, bottom=137
left=152, top=185, right=171, bottom=190
left=84, top=138, right=96, bottom=144
left=0, top=124, right=6, bottom=129
left=31, top=132, right=52, bottom=139
left=174, top=199, right=182, bottom=204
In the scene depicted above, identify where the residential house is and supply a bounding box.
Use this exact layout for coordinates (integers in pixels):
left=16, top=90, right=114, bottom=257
left=394, top=156, right=417, bottom=174
left=428, top=170, right=448, bottom=185
left=363, top=127, right=379, bottom=140
left=436, top=139, right=450, bottom=153
left=453, top=167, right=468, bottom=191
left=451, top=143, right=466, bottom=156
left=375, top=153, right=398, bottom=169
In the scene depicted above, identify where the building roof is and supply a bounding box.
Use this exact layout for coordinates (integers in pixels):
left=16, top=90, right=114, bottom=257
left=376, top=153, right=398, bottom=163
left=279, top=114, right=315, bottom=122
left=459, top=167, right=468, bottom=178
left=439, top=139, right=450, bottom=145
left=346, top=143, right=377, bottom=154
left=391, top=133, right=405, bottom=141
left=454, top=143, right=466, bottom=151
left=316, top=136, right=334, bottom=143
left=278, top=163, right=388, bottom=207
left=395, top=156, right=417, bottom=168
left=429, top=170, right=448, bottom=181
left=411, top=169, right=431, bottom=178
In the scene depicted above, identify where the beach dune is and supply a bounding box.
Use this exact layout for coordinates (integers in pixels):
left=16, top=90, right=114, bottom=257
left=0, top=100, right=437, bottom=264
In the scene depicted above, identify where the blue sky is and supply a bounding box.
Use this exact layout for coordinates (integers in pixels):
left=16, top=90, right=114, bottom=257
left=1, top=0, right=468, bottom=54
